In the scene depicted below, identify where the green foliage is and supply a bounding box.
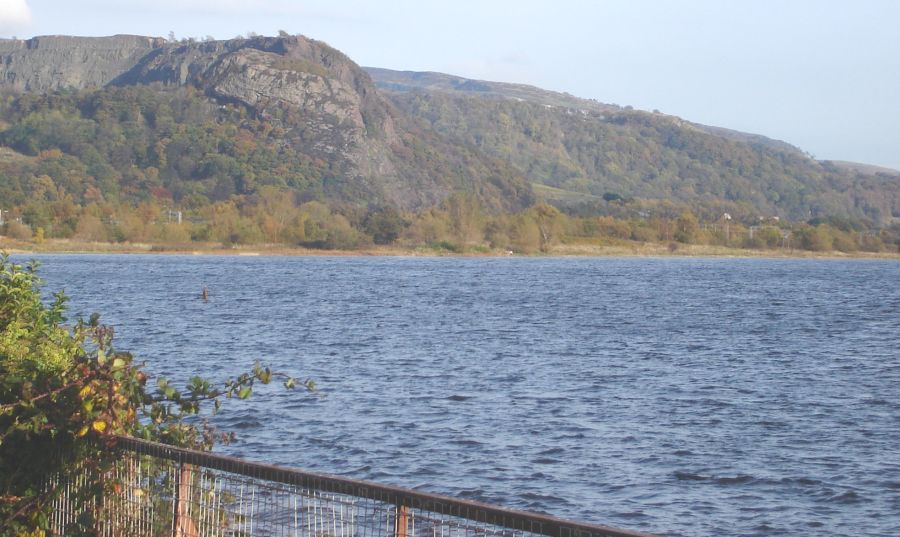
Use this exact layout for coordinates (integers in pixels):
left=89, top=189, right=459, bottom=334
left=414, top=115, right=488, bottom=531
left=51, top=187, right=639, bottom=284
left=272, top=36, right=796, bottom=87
left=388, top=92, right=899, bottom=226
left=0, top=83, right=536, bottom=217
left=674, top=211, right=701, bottom=244
left=0, top=86, right=332, bottom=208
left=795, top=224, right=835, bottom=252
left=0, top=254, right=313, bottom=534
left=364, top=207, right=408, bottom=245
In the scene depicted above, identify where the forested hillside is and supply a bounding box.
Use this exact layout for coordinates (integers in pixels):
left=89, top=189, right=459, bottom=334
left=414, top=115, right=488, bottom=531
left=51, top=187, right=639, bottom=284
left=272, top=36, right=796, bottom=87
left=0, top=85, right=532, bottom=210
left=0, top=34, right=897, bottom=254
left=374, top=78, right=898, bottom=225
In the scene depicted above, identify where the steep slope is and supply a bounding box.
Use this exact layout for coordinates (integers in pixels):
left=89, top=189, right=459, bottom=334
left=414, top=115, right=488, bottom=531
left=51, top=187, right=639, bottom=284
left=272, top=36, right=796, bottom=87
left=368, top=68, right=898, bottom=224
left=364, top=67, right=804, bottom=155
left=0, top=36, right=533, bottom=212
left=0, top=35, right=166, bottom=91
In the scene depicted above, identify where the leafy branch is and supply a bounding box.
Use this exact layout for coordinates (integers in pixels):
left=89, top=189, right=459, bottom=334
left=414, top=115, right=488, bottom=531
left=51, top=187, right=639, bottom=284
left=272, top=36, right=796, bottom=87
left=0, top=253, right=313, bottom=533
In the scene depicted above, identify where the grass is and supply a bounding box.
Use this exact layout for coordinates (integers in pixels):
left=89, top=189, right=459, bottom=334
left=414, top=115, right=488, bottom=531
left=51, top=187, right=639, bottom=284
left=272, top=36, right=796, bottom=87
left=532, top=183, right=603, bottom=203
left=2, top=236, right=898, bottom=260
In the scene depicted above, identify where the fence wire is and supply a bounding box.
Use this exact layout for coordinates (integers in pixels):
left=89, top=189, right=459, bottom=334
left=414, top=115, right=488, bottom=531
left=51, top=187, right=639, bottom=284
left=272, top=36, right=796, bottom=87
left=45, top=435, right=654, bottom=537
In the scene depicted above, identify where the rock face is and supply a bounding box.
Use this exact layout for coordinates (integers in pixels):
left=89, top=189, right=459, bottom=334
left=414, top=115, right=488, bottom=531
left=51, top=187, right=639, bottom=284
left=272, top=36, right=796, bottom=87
left=0, top=35, right=166, bottom=91
left=115, top=36, right=403, bottom=201
left=0, top=35, right=532, bottom=211
left=0, top=36, right=393, bottom=156
left=116, top=37, right=400, bottom=185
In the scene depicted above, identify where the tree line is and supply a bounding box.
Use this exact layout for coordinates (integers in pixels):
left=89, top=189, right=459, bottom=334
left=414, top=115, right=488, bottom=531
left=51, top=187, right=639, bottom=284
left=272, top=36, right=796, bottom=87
left=2, top=190, right=896, bottom=254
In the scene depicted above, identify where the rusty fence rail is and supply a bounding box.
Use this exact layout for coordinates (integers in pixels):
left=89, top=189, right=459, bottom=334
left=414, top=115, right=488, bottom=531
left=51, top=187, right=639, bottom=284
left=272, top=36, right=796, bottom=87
left=45, top=434, right=655, bottom=537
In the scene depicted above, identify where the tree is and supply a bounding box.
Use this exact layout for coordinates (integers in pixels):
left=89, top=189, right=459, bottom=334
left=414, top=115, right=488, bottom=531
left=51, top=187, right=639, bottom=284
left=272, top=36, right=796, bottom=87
left=796, top=224, right=834, bottom=251
left=674, top=210, right=700, bottom=243
left=529, top=203, right=562, bottom=252
left=73, top=214, right=108, bottom=242
left=364, top=207, right=407, bottom=245
left=0, top=254, right=313, bottom=534
left=507, top=214, right=541, bottom=253
left=603, top=192, right=623, bottom=203
left=442, top=193, right=483, bottom=244
left=254, top=186, right=297, bottom=243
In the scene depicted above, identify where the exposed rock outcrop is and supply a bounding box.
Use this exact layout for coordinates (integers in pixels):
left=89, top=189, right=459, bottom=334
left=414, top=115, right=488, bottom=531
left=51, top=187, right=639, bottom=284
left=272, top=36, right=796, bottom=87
left=0, top=35, right=166, bottom=91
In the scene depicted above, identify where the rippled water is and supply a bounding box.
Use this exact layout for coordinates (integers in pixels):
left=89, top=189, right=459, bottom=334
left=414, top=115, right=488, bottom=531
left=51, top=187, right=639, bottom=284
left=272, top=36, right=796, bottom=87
left=19, top=254, right=900, bottom=537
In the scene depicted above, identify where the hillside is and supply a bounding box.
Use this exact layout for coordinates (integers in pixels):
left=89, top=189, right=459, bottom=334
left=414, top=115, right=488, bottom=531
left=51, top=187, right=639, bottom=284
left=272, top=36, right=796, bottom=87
left=0, top=35, right=533, bottom=212
left=0, top=34, right=897, bottom=228
left=364, top=68, right=808, bottom=156
left=367, top=68, right=898, bottom=225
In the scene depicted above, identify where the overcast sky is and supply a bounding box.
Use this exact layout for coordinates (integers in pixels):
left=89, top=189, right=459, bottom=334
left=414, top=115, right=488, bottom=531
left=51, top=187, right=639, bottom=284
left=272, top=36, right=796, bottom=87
left=1, top=0, right=898, bottom=170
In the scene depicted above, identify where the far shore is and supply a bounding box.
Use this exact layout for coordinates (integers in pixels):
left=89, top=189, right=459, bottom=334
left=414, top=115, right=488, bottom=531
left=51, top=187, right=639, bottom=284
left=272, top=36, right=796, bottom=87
left=2, top=237, right=898, bottom=260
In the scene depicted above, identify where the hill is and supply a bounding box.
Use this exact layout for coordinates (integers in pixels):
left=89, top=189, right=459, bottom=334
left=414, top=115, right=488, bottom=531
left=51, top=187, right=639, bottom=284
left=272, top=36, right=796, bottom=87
left=0, top=34, right=897, bottom=229
left=0, top=35, right=533, bottom=212
left=367, top=68, right=898, bottom=225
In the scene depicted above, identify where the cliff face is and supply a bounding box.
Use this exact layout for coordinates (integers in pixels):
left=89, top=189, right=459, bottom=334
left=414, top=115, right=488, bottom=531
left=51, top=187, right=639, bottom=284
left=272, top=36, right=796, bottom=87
left=0, top=35, right=394, bottom=162
left=0, top=35, right=166, bottom=91
left=115, top=37, right=401, bottom=186
left=0, top=35, right=533, bottom=211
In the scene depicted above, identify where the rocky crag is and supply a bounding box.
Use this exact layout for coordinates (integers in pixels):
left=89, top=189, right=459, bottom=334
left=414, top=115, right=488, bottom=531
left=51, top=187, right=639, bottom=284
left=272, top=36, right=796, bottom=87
left=0, top=35, right=166, bottom=91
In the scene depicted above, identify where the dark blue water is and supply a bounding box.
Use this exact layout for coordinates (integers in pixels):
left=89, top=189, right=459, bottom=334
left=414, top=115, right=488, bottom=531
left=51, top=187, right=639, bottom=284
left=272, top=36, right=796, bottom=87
left=17, top=254, right=900, bottom=537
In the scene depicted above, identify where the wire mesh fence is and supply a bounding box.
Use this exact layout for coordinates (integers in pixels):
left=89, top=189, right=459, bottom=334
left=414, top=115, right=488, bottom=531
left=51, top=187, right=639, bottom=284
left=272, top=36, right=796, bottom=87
left=45, top=435, right=654, bottom=537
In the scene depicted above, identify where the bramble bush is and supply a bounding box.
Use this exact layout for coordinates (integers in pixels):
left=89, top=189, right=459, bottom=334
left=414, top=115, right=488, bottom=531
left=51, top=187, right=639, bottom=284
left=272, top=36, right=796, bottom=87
left=0, top=253, right=313, bottom=535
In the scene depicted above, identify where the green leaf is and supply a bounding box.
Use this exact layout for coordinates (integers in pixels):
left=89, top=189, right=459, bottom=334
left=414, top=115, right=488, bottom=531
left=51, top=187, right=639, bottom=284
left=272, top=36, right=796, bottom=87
left=238, top=387, right=252, bottom=399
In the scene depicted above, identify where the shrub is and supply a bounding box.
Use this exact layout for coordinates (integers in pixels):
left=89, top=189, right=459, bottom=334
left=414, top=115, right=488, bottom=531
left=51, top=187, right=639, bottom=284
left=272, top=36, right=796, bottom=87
left=0, top=253, right=312, bottom=535
left=3, top=222, right=33, bottom=240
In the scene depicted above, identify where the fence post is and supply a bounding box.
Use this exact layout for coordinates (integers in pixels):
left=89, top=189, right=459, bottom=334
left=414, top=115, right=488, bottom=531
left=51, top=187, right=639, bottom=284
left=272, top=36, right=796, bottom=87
left=171, top=461, right=181, bottom=537
left=173, top=463, right=199, bottom=537
left=395, top=505, right=409, bottom=537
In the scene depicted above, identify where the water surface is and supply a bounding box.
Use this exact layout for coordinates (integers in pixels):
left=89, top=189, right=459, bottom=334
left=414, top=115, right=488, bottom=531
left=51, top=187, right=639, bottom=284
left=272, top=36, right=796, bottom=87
left=20, top=254, right=900, bottom=537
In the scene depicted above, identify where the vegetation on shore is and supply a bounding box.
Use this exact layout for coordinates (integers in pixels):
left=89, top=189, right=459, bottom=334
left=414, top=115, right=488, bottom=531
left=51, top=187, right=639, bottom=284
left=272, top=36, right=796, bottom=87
left=0, top=254, right=311, bottom=535
left=2, top=190, right=897, bottom=257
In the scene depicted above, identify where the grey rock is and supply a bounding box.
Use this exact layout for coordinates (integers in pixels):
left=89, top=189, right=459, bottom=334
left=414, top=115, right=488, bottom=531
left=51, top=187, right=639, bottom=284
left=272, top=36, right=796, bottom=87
left=0, top=35, right=166, bottom=91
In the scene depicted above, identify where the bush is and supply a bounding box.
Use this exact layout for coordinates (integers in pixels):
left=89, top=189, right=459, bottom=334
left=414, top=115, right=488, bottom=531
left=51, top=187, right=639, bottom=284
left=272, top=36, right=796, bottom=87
left=796, top=225, right=834, bottom=251
left=0, top=253, right=312, bottom=534
left=3, top=221, right=33, bottom=240
left=364, top=208, right=407, bottom=245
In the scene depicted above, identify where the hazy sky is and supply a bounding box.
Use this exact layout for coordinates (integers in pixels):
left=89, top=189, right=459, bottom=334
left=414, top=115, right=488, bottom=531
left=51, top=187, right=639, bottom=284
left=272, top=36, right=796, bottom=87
left=2, top=0, right=898, bottom=169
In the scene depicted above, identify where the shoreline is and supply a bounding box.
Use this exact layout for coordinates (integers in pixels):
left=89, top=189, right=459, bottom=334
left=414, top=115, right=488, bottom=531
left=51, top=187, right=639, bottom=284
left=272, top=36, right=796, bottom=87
left=2, top=238, right=899, bottom=260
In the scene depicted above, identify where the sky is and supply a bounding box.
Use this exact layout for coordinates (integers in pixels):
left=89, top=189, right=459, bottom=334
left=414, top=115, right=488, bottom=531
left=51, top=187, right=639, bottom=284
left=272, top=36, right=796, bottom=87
left=1, top=0, right=898, bottom=170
